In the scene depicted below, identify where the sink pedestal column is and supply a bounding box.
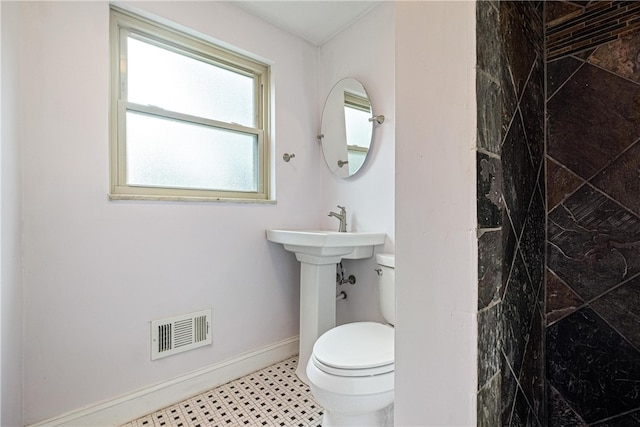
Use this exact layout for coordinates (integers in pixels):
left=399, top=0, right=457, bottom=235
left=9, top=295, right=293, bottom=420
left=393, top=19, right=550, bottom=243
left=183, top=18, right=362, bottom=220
left=295, top=253, right=341, bottom=384
left=265, top=229, right=386, bottom=384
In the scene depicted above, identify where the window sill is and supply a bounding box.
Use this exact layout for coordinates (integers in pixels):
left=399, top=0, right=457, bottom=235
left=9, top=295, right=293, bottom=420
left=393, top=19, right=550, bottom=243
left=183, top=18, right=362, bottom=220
left=108, top=193, right=276, bottom=204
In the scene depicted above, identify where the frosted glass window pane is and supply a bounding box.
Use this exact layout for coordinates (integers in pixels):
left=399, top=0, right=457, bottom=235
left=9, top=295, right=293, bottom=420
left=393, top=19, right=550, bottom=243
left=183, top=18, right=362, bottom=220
left=126, top=112, right=258, bottom=192
left=344, top=106, right=372, bottom=150
left=347, top=150, right=367, bottom=175
left=127, top=37, right=255, bottom=127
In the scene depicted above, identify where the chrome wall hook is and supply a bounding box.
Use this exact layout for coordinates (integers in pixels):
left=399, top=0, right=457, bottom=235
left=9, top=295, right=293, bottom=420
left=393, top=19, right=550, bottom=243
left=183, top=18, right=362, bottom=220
left=368, top=115, right=385, bottom=124
left=283, top=153, right=295, bottom=162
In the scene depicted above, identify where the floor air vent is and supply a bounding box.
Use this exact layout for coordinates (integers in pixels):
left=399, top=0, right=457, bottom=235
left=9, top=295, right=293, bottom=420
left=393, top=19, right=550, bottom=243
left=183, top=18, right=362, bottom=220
left=151, top=309, right=212, bottom=360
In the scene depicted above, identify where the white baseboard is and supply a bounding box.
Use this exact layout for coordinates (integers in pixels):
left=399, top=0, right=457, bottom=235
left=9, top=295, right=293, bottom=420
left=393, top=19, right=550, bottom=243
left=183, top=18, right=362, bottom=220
left=29, top=336, right=299, bottom=427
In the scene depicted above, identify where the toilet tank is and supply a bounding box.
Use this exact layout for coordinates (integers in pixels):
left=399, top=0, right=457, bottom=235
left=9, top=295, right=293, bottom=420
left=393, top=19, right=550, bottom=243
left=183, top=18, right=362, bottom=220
left=375, top=253, right=395, bottom=326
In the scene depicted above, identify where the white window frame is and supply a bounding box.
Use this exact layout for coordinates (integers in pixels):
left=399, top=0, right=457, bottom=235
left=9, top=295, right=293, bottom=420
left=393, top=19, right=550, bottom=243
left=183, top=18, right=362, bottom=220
left=109, top=7, right=271, bottom=202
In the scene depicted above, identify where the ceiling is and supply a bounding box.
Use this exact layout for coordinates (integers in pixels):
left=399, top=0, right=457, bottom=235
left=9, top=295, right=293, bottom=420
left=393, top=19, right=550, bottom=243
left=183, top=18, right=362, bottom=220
left=232, top=1, right=382, bottom=46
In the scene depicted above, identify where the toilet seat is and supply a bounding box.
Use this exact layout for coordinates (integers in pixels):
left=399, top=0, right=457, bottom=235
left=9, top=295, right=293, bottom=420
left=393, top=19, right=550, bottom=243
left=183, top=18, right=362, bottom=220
left=312, top=322, right=394, bottom=377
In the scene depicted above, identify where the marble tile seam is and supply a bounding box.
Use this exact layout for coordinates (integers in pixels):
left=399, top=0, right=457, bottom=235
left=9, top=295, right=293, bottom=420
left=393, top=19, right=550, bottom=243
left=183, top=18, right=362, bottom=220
left=477, top=370, right=501, bottom=393
left=477, top=146, right=502, bottom=160
left=500, top=347, right=534, bottom=427
left=547, top=1, right=620, bottom=35
left=546, top=151, right=640, bottom=221
left=545, top=59, right=586, bottom=103
left=585, top=58, right=640, bottom=89
left=587, top=175, right=640, bottom=222
left=590, top=406, right=640, bottom=426
left=549, top=21, right=640, bottom=56
left=545, top=266, right=585, bottom=326
left=512, top=53, right=544, bottom=112
left=548, top=35, right=619, bottom=60
left=547, top=382, right=587, bottom=426
left=589, top=304, right=640, bottom=357
left=546, top=265, right=640, bottom=327
left=547, top=19, right=625, bottom=50
left=547, top=7, right=640, bottom=49
left=476, top=67, right=503, bottom=87
left=477, top=298, right=502, bottom=316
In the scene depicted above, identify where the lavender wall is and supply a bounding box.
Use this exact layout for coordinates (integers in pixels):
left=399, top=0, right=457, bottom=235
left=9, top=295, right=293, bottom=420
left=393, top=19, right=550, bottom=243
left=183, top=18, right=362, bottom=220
left=10, top=1, right=399, bottom=423
left=1, top=2, right=24, bottom=426
left=18, top=2, right=319, bottom=423
left=318, top=2, right=396, bottom=326
left=395, top=1, right=477, bottom=424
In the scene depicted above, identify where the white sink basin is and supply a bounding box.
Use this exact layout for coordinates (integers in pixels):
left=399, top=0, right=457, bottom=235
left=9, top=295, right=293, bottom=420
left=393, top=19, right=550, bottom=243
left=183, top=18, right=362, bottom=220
left=266, top=229, right=386, bottom=260
left=266, top=229, right=386, bottom=384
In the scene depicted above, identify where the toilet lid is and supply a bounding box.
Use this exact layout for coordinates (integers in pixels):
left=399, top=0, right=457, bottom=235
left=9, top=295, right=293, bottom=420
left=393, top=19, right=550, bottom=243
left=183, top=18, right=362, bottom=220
left=313, top=322, right=394, bottom=372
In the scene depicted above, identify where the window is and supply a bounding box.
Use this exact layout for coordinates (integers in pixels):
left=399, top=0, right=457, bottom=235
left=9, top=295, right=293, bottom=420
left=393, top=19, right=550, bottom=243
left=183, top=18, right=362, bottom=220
left=343, top=93, right=372, bottom=175
left=109, top=8, right=271, bottom=201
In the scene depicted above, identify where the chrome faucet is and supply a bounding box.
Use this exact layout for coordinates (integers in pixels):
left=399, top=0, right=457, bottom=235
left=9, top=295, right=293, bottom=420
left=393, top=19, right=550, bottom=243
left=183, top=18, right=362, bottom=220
left=328, top=205, right=347, bottom=232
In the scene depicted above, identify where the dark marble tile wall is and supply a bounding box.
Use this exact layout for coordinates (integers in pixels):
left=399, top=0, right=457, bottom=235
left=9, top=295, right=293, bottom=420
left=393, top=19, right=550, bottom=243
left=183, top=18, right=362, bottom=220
left=477, top=1, right=546, bottom=426
left=545, top=3, right=640, bottom=426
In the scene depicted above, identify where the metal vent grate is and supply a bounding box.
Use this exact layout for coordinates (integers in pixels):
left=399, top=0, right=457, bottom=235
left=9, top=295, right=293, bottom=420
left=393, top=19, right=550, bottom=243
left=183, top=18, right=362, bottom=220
left=158, top=323, right=172, bottom=353
left=151, top=309, right=212, bottom=360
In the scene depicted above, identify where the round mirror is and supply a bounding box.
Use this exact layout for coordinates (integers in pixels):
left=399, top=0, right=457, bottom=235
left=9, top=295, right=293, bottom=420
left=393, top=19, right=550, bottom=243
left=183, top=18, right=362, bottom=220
left=320, top=78, right=374, bottom=178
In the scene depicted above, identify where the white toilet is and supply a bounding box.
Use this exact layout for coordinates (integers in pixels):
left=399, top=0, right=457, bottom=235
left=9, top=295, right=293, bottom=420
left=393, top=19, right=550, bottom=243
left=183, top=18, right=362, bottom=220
left=306, top=253, right=395, bottom=427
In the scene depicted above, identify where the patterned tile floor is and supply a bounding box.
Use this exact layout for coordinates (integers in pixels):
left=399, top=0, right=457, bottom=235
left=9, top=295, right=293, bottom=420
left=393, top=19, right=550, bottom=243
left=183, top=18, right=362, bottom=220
left=122, top=356, right=323, bottom=427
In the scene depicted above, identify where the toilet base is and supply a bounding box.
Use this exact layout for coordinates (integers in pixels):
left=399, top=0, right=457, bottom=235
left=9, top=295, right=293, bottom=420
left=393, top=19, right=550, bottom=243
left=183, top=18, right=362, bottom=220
left=322, top=403, right=393, bottom=427
left=309, top=381, right=394, bottom=427
left=307, top=351, right=394, bottom=427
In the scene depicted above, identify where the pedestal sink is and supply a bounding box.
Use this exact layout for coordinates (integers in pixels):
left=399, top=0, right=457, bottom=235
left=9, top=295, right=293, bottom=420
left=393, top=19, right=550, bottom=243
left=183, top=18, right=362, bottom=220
left=266, top=229, right=386, bottom=384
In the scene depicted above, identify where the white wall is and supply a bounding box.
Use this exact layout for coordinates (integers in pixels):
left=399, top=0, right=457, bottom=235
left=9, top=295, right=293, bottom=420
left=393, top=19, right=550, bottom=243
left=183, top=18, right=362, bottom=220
left=1, top=2, right=24, bottom=426
left=318, top=2, right=395, bottom=325
left=395, top=2, right=477, bottom=425
left=19, top=2, right=321, bottom=423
